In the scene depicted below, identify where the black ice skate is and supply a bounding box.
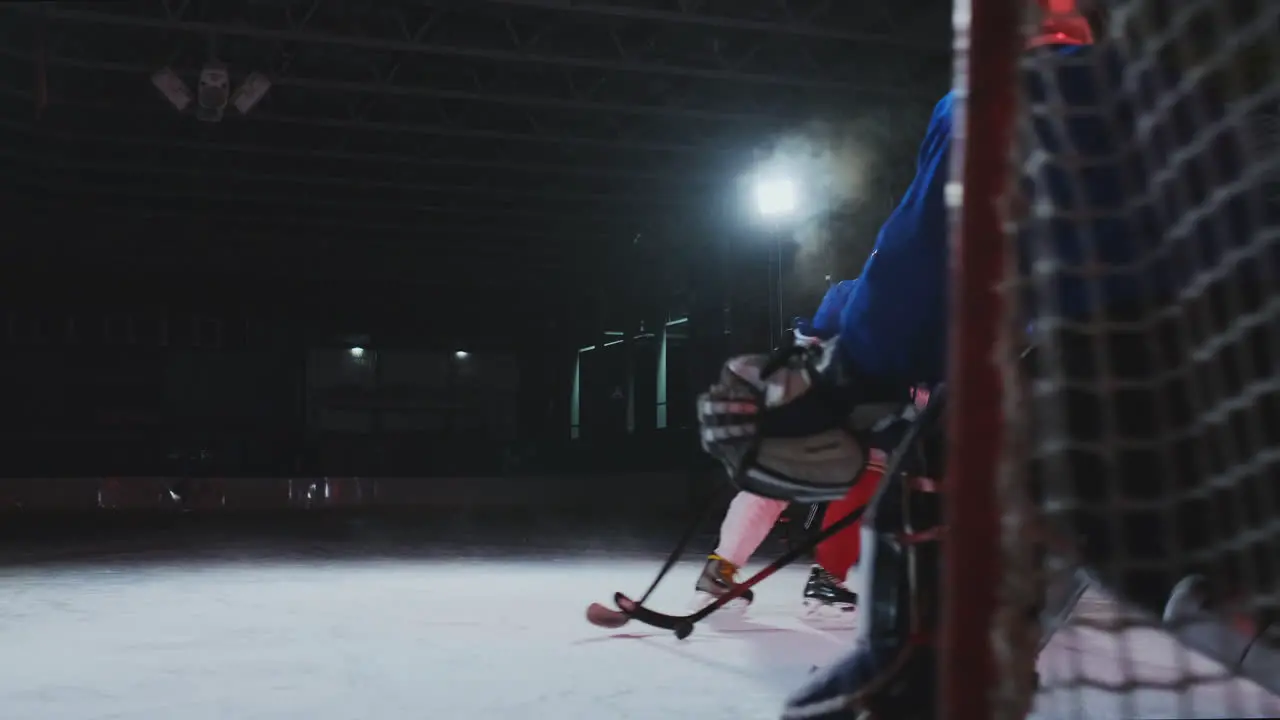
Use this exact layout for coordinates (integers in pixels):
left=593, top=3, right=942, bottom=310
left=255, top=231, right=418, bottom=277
left=694, top=554, right=754, bottom=610
left=802, top=565, right=858, bottom=615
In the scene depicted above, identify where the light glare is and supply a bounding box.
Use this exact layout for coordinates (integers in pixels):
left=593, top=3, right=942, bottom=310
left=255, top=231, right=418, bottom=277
left=754, top=176, right=798, bottom=218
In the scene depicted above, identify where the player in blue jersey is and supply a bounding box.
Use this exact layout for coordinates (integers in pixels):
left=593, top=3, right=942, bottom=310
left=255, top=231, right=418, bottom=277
left=693, top=1, right=1223, bottom=716
left=697, top=0, right=1277, bottom=713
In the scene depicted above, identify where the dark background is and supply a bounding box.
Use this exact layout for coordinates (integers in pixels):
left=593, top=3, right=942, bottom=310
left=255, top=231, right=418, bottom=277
left=0, top=0, right=948, bottom=520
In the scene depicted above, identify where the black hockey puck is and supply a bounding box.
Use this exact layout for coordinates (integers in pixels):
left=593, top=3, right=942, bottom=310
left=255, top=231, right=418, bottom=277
left=673, top=620, right=694, bottom=640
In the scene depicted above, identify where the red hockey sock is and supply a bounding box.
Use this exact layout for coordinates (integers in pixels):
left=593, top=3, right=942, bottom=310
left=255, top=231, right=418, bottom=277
left=813, top=460, right=884, bottom=582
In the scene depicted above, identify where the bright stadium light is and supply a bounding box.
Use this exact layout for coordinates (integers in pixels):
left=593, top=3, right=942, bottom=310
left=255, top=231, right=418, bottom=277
left=753, top=175, right=799, bottom=219
left=349, top=346, right=365, bottom=359
left=455, top=350, right=470, bottom=360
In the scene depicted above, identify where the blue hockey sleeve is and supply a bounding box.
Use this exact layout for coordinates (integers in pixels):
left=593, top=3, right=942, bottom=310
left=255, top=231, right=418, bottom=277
left=810, top=280, right=858, bottom=336
left=837, top=94, right=955, bottom=385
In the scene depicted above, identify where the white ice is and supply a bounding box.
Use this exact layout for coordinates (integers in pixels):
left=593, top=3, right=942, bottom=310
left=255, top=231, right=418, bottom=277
left=0, top=558, right=851, bottom=720
left=0, top=557, right=1275, bottom=719
left=1032, top=589, right=1280, bottom=720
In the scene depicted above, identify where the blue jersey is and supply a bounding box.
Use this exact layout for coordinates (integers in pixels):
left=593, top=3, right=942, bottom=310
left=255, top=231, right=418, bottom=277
left=832, top=44, right=1195, bottom=386
left=798, top=280, right=857, bottom=337
left=835, top=93, right=954, bottom=385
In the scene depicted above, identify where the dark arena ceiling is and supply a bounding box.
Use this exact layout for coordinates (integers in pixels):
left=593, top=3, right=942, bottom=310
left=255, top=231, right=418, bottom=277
left=0, top=0, right=950, bottom=335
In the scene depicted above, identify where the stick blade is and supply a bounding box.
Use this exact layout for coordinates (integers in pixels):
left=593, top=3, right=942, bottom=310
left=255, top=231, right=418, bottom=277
left=586, top=601, right=630, bottom=628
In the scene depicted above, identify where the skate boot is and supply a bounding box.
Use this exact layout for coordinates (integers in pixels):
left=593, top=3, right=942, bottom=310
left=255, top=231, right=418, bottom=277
left=694, top=554, right=754, bottom=611
left=802, top=565, right=858, bottom=617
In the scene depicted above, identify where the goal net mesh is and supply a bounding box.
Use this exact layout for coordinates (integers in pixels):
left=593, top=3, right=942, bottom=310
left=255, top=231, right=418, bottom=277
left=962, top=0, right=1280, bottom=718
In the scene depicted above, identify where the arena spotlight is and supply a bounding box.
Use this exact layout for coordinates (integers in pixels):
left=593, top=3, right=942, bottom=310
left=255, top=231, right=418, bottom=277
left=151, top=67, right=193, bottom=111
left=753, top=174, right=799, bottom=219
left=455, top=350, right=470, bottom=360
left=230, top=72, right=272, bottom=114
left=349, top=346, right=365, bottom=359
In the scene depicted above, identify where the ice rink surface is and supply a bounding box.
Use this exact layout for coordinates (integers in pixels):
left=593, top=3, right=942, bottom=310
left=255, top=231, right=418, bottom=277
left=1, top=552, right=1276, bottom=720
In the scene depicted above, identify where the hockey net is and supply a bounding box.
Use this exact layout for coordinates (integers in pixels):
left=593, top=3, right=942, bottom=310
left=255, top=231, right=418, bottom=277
left=944, top=1, right=1279, bottom=719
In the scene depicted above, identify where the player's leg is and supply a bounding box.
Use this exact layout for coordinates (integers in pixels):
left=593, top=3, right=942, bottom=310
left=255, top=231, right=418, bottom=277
left=696, top=490, right=788, bottom=607
left=804, top=452, right=885, bottom=613
left=804, top=388, right=930, bottom=613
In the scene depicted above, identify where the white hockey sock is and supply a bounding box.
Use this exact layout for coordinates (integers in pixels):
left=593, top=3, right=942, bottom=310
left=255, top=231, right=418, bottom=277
left=714, top=491, right=788, bottom=568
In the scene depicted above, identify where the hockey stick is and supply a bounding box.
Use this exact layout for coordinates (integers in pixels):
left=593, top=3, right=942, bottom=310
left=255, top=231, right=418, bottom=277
left=783, top=502, right=822, bottom=554
left=585, top=483, right=731, bottom=629
left=616, top=386, right=945, bottom=638
left=803, top=503, right=822, bottom=530
left=614, top=503, right=869, bottom=638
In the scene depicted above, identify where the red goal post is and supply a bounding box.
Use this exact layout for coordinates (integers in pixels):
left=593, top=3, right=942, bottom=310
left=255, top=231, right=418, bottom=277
left=941, top=0, right=1017, bottom=718
left=942, top=0, right=1279, bottom=719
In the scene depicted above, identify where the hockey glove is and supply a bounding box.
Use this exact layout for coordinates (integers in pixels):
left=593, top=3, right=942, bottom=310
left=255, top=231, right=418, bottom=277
left=697, top=339, right=909, bottom=503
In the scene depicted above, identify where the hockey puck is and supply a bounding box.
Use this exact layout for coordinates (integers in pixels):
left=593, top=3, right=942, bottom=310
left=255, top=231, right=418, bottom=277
left=673, top=620, right=694, bottom=640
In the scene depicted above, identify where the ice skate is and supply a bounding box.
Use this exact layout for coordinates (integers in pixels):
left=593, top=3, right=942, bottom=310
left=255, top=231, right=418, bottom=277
left=802, top=565, right=858, bottom=621
left=1163, top=574, right=1209, bottom=623
left=693, top=554, right=754, bottom=612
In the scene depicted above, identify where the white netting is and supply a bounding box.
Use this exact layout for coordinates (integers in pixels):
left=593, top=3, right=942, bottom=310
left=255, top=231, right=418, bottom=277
left=992, top=0, right=1280, bottom=718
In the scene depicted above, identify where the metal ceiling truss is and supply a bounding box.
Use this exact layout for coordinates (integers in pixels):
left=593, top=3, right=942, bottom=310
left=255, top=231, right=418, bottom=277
left=11, top=197, right=587, bottom=247
left=7, top=240, right=563, bottom=277
left=0, top=0, right=949, bottom=297
left=430, top=0, right=931, bottom=44
left=23, top=54, right=794, bottom=127
left=7, top=71, right=753, bottom=152
left=11, top=203, right=637, bottom=259
left=1, top=118, right=723, bottom=185
left=0, top=2, right=947, bottom=196
left=0, top=61, right=771, bottom=201
left=7, top=207, right=571, bottom=287
left=16, top=180, right=671, bottom=225
left=27, top=2, right=943, bottom=87
left=0, top=146, right=702, bottom=210
left=4, top=2, right=943, bottom=127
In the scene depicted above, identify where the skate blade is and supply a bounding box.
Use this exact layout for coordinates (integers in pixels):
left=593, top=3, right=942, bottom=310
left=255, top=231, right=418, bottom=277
left=800, top=598, right=857, bottom=629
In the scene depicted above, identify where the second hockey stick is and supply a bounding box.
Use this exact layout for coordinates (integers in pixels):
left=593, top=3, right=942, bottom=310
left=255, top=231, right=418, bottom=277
left=613, top=503, right=868, bottom=638
left=585, top=484, right=731, bottom=629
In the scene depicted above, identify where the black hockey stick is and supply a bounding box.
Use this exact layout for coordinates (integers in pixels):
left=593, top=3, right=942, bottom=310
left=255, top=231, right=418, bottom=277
left=585, top=483, right=731, bottom=629
left=614, top=503, right=869, bottom=638
left=616, top=385, right=945, bottom=638
left=803, top=503, right=822, bottom=530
